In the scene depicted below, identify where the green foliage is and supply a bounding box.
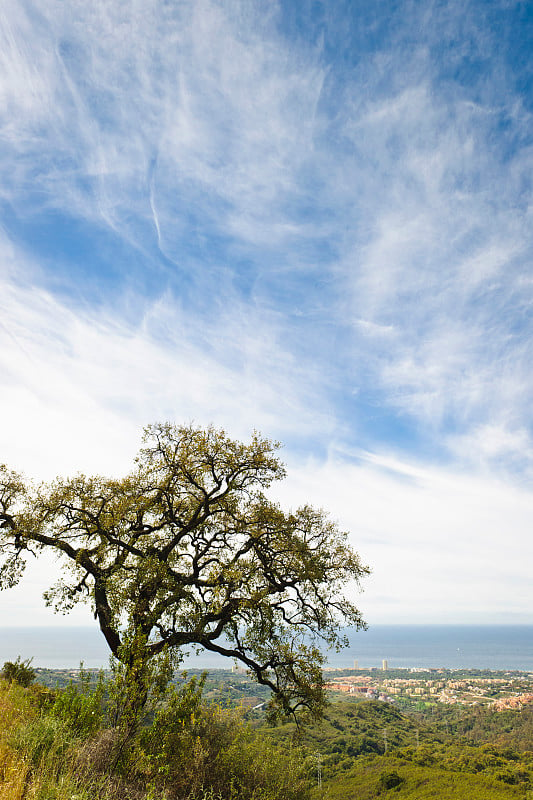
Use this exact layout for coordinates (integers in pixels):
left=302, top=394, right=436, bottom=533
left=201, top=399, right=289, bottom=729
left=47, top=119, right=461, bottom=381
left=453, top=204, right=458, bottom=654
left=20, top=663, right=310, bottom=800
left=458, top=705, right=533, bottom=752
left=265, top=699, right=533, bottom=799
left=1, top=656, right=35, bottom=687
left=136, top=671, right=207, bottom=780
left=4, top=676, right=533, bottom=800
left=314, top=754, right=530, bottom=799
left=0, top=425, right=370, bottom=722
left=378, top=770, right=404, bottom=790
left=212, top=724, right=310, bottom=800
left=269, top=700, right=430, bottom=769
left=50, top=666, right=106, bottom=739
left=136, top=680, right=310, bottom=800
left=106, top=633, right=175, bottom=724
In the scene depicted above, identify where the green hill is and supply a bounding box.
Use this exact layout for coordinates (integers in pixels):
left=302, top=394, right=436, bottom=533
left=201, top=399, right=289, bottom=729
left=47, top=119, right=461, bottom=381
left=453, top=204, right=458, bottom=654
left=313, top=755, right=531, bottom=800
left=267, top=700, right=533, bottom=799
left=2, top=671, right=533, bottom=800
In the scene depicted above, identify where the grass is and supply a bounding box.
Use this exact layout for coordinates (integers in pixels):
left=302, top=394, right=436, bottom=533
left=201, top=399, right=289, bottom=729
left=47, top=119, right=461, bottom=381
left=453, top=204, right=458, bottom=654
left=0, top=680, right=35, bottom=800
left=0, top=677, right=310, bottom=800
left=0, top=680, right=136, bottom=800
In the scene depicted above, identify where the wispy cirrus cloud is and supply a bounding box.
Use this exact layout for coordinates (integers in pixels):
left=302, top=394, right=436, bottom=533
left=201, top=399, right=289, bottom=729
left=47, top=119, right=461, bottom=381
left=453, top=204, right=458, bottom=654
left=274, top=446, right=533, bottom=624
left=317, top=24, right=533, bottom=469
left=1, top=0, right=532, bottom=626
left=0, top=0, right=326, bottom=263
left=0, top=233, right=333, bottom=479
left=2, top=0, right=532, bottom=470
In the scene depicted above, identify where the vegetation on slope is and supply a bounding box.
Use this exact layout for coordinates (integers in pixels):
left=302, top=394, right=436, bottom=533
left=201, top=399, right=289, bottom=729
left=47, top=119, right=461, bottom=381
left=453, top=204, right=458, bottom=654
left=0, top=680, right=35, bottom=800
left=2, top=663, right=533, bottom=800
left=445, top=704, right=533, bottom=752
left=266, top=700, right=533, bottom=799
left=0, top=665, right=311, bottom=800
left=313, top=754, right=532, bottom=800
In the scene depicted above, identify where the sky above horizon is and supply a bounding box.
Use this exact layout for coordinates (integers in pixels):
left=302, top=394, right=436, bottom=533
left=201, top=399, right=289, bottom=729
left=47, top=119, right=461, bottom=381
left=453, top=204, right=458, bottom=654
left=1, top=0, right=532, bottom=630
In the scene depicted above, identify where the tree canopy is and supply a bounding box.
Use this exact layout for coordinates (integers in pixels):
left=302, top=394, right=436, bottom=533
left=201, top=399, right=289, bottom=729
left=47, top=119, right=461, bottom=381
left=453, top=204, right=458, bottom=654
left=0, top=423, right=369, bottom=719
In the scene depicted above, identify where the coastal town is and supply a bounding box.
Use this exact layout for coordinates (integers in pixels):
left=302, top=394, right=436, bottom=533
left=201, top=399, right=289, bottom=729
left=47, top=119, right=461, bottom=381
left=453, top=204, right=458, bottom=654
left=32, top=664, right=533, bottom=714
left=325, top=667, right=533, bottom=709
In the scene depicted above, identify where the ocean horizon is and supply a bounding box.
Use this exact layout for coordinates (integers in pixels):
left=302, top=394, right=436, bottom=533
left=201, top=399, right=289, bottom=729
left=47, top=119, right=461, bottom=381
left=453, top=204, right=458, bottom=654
left=1, top=625, right=532, bottom=671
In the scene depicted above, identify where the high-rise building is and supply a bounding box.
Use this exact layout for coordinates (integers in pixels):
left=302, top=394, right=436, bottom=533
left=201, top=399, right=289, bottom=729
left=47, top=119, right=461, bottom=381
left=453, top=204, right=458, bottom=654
left=382, top=659, right=388, bottom=671
left=353, top=659, right=358, bottom=669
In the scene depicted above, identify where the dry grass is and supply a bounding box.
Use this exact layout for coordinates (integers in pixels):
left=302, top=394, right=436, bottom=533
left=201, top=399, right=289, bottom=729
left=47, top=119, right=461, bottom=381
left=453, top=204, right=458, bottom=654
left=0, top=754, right=29, bottom=800
left=0, top=680, right=34, bottom=800
left=0, top=682, right=158, bottom=800
left=0, top=681, right=88, bottom=800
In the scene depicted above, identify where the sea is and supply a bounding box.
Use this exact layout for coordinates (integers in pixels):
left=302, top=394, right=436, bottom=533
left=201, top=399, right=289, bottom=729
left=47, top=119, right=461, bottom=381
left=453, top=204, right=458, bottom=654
left=0, top=625, right=532, bottom=672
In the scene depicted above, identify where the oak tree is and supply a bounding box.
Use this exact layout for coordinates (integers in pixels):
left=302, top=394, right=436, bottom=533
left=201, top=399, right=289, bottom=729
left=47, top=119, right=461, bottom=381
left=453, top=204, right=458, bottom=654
left=0, top=423, right=369, bottom=719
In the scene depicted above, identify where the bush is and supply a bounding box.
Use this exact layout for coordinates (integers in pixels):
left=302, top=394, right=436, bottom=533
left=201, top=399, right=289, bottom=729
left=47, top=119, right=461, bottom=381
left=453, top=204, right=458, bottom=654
left=50, top=667, right=106, bottom=739
left=75, top=728, right=122, bottom=775
left=135, top=677, right=310, bottom=800
left=1, top=657, right=35, bottom=687
left=4, top=665, right=311, bottom=800
left=213, top=724, right=310, bottom=800
left=378, top=770, right=404, bottom=790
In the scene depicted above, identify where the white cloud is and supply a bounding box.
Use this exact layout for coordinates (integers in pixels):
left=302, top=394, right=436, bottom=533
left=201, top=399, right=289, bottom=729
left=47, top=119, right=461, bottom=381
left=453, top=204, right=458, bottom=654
left=0, top=0, right=326, bottom=261
left=0, top=233, right=333, bottom=479
left=2, top=0, right=531, bottom=480
left=273, top=448, right=533, bottom=624
left=328, top=53, right=533, bottom=467
left=3, top=418, right=531, bottom=628
left=447, top=424, right=533, bottom=472
left=0, top=0, right=532, bottom=628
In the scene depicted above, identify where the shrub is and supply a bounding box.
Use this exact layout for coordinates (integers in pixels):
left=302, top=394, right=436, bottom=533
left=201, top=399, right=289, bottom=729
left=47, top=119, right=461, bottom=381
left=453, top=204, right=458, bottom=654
left=135, top=677, right=310, bottom=800
left=50, top=667, right=106, bottom=739
left=378, top=770, right=404, bottom=790
left=4, top=666, right=311, bottom=800
left=1, top=657, right=35, bottom=687
left=212, top=723, right=310, bottom=800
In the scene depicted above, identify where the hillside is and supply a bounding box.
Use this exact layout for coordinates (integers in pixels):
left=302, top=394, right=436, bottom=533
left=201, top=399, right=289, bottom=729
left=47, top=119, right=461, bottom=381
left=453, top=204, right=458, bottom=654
left=2, top=673, right=533, bottom=800
left=0, top=676, right=309, bottom=800
left=267, top=700, right=533, bottom=799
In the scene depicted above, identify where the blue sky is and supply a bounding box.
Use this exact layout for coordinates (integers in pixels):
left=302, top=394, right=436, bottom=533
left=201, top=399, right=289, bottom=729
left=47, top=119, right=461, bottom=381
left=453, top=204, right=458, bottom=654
left=1, top=0, right=532, bottom=627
